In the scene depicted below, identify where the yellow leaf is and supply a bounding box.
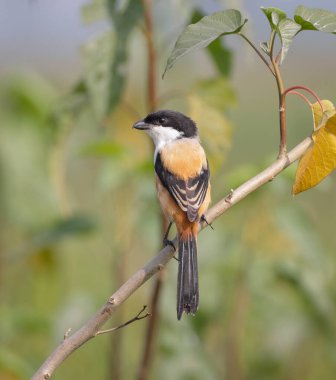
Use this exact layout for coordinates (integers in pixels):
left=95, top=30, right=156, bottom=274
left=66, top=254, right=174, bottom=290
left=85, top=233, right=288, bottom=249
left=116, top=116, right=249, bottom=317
left=312, top=99, right=336, bottom=130
left=293, top=112, right=336, bottom=195
left=187, top=94, right=232, bottom=172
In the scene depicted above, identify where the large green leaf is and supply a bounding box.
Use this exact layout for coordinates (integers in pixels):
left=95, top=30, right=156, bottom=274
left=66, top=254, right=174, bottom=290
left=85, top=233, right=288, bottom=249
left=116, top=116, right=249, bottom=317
left=163, top=9, right=247, bottom=77
left=295, top=6, right=336, bottom=33
left=105, top=0, right=143, bottom=113
left=260, top=7, right=301, bottom=63
left=191, top=10, right=233, bottom=77
left=277, top=18, right=301, bottom=63
left=207, top=38, right=232, bottom=77
left=82, top=31, right=114, bottom=119
left=261, top=7, right=286, bottom=30
left=81, top=0, right=143, bottom=119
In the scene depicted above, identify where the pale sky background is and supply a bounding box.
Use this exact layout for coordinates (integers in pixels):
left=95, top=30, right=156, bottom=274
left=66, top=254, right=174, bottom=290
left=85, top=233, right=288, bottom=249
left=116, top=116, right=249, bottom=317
left=0, top=0, right=335, bottom=87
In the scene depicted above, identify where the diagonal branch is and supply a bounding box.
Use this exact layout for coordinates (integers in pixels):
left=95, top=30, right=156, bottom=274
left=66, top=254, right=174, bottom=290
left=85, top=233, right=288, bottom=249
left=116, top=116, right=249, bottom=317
left=31, top=136, right=313, bottom=380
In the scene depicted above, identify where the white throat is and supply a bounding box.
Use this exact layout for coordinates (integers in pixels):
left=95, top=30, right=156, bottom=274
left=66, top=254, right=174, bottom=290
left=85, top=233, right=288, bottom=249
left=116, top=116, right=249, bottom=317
left=146, top=126, right=183, bottom=161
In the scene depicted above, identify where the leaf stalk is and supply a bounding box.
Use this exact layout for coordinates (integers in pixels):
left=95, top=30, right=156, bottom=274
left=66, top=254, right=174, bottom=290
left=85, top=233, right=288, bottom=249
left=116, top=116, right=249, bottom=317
left=283, top=85, right=324, bottom=112
left=238, top=33, right=275, bottom=76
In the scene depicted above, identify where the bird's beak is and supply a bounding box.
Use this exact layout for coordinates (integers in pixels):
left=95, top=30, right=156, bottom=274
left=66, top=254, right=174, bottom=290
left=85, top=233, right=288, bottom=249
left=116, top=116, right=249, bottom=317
left=133, top=120, right=151, bottom=130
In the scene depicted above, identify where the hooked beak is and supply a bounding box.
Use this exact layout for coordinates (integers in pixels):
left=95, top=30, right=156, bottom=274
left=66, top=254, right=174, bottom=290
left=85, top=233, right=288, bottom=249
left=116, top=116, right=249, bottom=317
left=133, top=120, right=151, bottom=130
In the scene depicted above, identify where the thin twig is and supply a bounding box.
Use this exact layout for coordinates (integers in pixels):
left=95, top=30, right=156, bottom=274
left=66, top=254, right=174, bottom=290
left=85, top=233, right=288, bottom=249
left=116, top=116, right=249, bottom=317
left=31, top=136, right=313, bottom=380
left=96, top=306, right=151, bottom=336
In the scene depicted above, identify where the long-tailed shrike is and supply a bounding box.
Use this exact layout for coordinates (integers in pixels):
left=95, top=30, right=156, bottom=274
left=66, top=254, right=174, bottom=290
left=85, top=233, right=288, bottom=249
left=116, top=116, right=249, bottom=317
left=133, top=110, right=211, bottom=320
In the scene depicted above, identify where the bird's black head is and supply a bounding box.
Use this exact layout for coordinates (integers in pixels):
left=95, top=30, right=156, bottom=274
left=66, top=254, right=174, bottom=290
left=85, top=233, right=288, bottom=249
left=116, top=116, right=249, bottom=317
left=133, top=110, right=198, bottom=138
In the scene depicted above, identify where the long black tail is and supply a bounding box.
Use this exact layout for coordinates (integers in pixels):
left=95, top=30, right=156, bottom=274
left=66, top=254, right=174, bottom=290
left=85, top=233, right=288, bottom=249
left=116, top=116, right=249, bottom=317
left=177, top=233, right=199, bottom=320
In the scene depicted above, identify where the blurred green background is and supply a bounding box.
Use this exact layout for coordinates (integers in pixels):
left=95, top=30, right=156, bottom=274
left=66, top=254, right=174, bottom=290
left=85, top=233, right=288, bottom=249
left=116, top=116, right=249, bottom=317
left=1, top=1, right=336, bottom=379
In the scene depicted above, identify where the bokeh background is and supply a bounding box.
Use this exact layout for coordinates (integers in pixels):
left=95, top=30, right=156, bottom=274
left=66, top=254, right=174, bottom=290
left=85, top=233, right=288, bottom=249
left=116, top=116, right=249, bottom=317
left=1, top=1, right=336, bottom=379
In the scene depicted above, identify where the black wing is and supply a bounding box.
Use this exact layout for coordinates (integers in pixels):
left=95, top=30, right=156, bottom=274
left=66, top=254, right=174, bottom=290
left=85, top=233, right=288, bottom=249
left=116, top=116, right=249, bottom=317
left=155, top=153, right=209, bottom=222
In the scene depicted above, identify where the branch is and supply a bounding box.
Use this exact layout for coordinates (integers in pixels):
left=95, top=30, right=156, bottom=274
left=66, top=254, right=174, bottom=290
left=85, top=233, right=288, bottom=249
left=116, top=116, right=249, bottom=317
left=202, top=137, right=312, bottom=226
left=31, top=136, right=313, bottom=380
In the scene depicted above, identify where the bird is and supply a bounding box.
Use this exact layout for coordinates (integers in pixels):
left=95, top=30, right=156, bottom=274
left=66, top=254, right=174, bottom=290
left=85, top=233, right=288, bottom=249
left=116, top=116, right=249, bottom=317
left=133, top=110, right=211, bottom=320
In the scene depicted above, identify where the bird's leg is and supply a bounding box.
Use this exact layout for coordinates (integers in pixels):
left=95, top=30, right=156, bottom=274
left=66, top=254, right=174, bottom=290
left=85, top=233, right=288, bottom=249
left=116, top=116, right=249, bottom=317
left=201, top=214, right=214, bottom=230
left=162, top=221, right=179, bottom=261
left=163, top=221, right=176, bottom=250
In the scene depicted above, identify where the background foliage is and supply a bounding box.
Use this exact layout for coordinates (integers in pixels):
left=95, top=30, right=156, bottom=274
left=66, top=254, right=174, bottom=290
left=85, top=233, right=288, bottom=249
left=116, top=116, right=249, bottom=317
left=1, top=1, right=336, bottom=379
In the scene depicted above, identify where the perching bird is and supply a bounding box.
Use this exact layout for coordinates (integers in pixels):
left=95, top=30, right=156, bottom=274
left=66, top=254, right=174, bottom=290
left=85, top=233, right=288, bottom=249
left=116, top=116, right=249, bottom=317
left=133, top=110, right=211, bottom=320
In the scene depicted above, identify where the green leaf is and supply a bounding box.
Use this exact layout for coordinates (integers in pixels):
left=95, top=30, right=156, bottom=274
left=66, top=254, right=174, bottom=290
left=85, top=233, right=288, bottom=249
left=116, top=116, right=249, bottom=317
left=207, top=38, right=232, bottom=77
left=295, top=6, right=336, bottom=33
left=261, top=7, right=286, bottom=29
left=260, top=41, right=270, bottom=54
left=191, top=10, right=232, bottom=77
left=82, top=31, right=115, bottom=118
left=260, top=7, right=301, bottom=63
left=163, top=9, right=247, bottom=77
left=277, top=18, right=301, bottom=63
left=81, top=1, right=143, bottom=118
left=106, top=1, right=143, bottom=113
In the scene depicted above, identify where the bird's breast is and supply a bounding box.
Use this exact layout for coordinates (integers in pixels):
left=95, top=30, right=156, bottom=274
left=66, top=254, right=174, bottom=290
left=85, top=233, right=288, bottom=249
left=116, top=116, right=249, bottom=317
left=159, top=139, right=207, bottom=181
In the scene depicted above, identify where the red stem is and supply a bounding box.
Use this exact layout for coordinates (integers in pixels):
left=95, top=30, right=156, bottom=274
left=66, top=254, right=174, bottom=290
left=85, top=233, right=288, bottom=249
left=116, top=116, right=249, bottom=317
left=286, top=91, right=312, bottom=107
left=284, top=85, right=324, bottom=112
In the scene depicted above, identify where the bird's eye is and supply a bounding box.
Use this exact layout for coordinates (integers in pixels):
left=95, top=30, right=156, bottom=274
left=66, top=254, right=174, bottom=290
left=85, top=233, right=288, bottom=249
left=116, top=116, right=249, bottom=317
left=159, top=117, right=166, bottom=125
